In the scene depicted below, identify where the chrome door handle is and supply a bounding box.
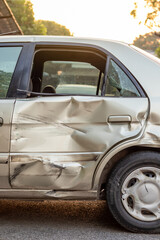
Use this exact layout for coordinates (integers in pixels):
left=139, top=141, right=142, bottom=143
left=0, top=117, right=3, bottom=127
left=108, top=115, right=132, bottom=123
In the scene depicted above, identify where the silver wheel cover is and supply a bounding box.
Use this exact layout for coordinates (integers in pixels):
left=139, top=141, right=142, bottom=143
left=121, top=167, right=160, bottom=221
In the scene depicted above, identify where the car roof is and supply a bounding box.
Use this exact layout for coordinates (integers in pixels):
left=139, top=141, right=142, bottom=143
left=0, top=35, right=160, bottom=98
left=0, top=35, right=127, bottom=44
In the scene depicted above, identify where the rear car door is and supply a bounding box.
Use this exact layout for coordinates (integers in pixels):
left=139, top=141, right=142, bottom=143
left=10, top=44, right=149, bottom=191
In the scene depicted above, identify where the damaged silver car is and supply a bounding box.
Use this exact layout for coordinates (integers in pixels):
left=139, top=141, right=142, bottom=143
left=0, top=36, right=160, bottom=233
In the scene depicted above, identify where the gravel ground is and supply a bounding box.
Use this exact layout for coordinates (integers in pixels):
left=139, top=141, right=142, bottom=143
left=0, top=200, right=159, bottom=240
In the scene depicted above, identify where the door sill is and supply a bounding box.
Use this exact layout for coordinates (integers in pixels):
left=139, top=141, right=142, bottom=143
left=0, top=189, right=97, bottom=200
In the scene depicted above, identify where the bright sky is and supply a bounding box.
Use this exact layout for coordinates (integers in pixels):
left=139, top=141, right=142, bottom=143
left=31, top=0, right=150, bottom=43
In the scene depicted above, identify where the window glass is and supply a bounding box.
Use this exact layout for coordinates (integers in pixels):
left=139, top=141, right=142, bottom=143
left=0, top=47, right=22, bottom=98
left=42, top=61, right=101, bottom=95
left=98, top=72, right=104, bottom=95
left=105, top=60, right=140, bottom=97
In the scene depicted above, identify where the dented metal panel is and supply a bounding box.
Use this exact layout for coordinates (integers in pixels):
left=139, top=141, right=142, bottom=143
left=0, top=100, right=15, bottom=188
left=0, top=99, right=15, bottom=152
left=10, top=96, right=148, bottom=190
left=0, top=154, right=10, bottom=188
left=93, top=97, right=160, bottom=192
left=139, top=97, right=160, bottom=146
left=10, top=156, right=96, bottom=190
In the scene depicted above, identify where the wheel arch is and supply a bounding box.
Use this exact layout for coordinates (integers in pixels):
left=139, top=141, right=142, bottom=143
left=95, top=145, right=160, bottom=200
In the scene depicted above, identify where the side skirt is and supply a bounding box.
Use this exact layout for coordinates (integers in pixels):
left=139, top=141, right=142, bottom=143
left=0, top=189, right=97, bottom=200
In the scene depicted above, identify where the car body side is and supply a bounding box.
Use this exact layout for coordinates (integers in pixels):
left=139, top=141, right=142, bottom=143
left=0, top=36, right=160, bottom=200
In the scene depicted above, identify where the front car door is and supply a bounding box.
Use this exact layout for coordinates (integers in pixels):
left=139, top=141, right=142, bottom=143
left=10, top=44, right=149, bottom=191
left=0, top=45, right=22, bottom=188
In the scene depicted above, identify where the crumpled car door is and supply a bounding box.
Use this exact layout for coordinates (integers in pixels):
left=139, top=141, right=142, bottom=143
left=10, top=95, right=148, bottom=190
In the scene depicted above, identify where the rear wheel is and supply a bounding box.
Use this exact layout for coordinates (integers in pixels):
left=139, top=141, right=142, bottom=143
left=106, top=151, right=160, bottom=233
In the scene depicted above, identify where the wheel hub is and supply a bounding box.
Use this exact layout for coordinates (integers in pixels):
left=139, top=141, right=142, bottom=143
left=121, top=167, right=160, bottom=221
left=138, top=183, right=159, bottom=204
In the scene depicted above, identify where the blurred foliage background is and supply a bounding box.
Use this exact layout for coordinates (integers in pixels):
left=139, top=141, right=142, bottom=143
left=131, top=0, right=160, bottom=57
left=6, top=0, right=72, bottom=36
left=133, top=32, right=159, bottom=52
left=4, top=0, right=160, bottom=58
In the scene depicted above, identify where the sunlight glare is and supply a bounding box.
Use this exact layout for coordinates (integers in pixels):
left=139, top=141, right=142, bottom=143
left=31, top=0, right=150, bottom=43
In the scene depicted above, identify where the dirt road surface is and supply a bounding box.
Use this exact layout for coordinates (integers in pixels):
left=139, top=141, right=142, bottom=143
left=0, top=200, right=159, bottom=240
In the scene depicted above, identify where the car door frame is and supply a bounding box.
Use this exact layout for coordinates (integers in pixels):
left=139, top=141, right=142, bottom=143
left=8, top=41, right=149, bottom=190
left=0, top=42, right=35, bottom=188
left=15, top=42, right=146, bottom=99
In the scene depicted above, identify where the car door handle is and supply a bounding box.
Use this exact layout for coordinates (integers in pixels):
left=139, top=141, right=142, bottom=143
left=0, top=117, right=3, bottom=127
left=108, top=115, right=132, bottom=123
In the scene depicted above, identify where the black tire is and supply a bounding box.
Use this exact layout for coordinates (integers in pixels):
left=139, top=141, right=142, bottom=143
left=106, top=151, right=160, bottom=233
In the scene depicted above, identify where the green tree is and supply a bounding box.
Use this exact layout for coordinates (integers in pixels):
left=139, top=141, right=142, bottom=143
left=6, top=0, right=46, bottom=35
left=155, top=46, right=160, bottom=57
left=6, top=0, right=72, bottom=36
left=133, top=32, right=160, bottom=51
left=131, top=0, right=160, bottom=57
left=6, top=0, right=26, bottom=27
left=33, top=21, right=47, bottom=35
left=131, top=0, right=160, bottom=34
left=38, top=20, right=72, bottom=36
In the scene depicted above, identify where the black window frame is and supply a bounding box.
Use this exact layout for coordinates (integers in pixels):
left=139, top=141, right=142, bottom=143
left=0, top=43, right=26, bottom=98
left=103, top=57, right=142, bottom=97
left=104, top=55, right=146, bottom=97
left=32, top=48, right=106, bottom=96
left=10, top=42, right=146, bottom=98
left=0, top=42, right=36, bottom=99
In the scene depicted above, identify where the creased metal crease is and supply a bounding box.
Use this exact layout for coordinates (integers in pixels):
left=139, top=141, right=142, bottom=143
left=10, top=96, right=148, bottom=191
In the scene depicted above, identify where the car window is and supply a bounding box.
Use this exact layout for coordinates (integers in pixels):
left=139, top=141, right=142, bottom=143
left=0, top=46, right=22, bottom=98
left=31, top=48, right=106, bottom=96
left=105, top=60, right=140, bottom=97
left=42, top=61, right=102, bottom=95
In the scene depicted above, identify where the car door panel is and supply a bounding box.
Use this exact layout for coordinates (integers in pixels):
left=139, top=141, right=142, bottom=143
left=10, top=96, right=148, bottom=190
left=0, top=99, right=15, bottom=188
